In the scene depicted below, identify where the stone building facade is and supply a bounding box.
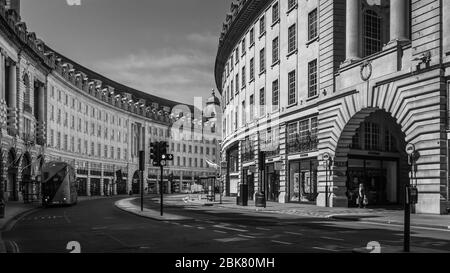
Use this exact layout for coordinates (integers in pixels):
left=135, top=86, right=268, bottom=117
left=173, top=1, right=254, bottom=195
left=216, top=0, right=450, bottom=214
left=0, top=0, right=219, bottom=204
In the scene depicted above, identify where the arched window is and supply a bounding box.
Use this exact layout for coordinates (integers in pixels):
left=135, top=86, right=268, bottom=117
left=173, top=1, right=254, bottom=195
left=23, top=73, right=31, bottom=106
left=363, top=10, right=382, bottom=57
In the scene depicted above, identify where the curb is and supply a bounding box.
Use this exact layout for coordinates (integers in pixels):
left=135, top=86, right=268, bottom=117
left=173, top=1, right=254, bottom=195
left=114, top=198, right=192, bottom=221
left=329, top=215, right=450, bottom=231
left=0, top=206, right=41, bottom=253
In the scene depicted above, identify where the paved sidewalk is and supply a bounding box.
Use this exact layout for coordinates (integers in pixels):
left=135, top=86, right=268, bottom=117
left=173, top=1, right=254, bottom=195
left=162, top=194, right=450, bottom=230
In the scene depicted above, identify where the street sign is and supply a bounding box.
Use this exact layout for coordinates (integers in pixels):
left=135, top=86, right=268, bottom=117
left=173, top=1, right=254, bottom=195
left=406, top=143, right=415, bottom=155
left=323, top=152, right=330, bottom=161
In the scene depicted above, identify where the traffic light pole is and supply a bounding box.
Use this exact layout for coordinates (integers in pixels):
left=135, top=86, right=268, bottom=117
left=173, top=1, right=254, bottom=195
left=140, top=170, right=144, bottom=212
left=160, top=165, right=164, bottom=216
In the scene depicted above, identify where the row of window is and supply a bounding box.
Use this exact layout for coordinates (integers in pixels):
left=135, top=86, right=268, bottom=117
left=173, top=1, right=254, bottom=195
left=223, top=62, right=317, bottom=136
left=50, top=86, right=128, bottom=128
left=168, top=142, right=216, bottom=156
left=47, top=131, right=129, bottom=161
left=223, top=5, right=318, bottom=90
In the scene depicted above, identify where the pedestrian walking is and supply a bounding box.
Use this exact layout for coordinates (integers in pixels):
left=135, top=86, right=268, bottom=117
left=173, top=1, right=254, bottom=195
left=357, top=182, right=368, bottom=208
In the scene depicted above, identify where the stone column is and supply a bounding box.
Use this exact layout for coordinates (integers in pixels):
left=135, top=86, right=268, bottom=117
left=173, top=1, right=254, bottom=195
left=389, top=0, right=409, bottom=42
left=113, top=178, right=117, bottom=195
left=278, top=123, right=287, bottom=203
left=86, top=164, right=91, bottom=197
left=100, top=164, right=104, bottom=196
left=0, top=51, right=5, bottom=101
left=345, top=0, right=361, bottom=63
left=8, top=61, right=17, bottom=110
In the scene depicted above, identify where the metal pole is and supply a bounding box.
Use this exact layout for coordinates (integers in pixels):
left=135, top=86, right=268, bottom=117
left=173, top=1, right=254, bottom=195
left=404, top=157, right=411, bottom=252
left=160, top=165, right=164, bottom=216
left=140, top=170, right=144, bottom=212
left=325, top=162, right=329, bottom=208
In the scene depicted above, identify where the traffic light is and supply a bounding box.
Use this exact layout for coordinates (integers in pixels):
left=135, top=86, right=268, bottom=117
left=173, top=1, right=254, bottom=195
left=150, top=141, right=174, bottom=167
left=159, top=141, right=174, bottom=167
left=150, top=141, right=161, bottom=167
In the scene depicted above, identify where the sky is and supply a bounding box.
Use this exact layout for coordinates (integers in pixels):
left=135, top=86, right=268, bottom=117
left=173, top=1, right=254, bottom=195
left=20, top=0, right=233, bottom=105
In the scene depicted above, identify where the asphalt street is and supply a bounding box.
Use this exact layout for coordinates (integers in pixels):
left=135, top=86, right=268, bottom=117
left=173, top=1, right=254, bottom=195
left=2, top=196, right=450, bottom=253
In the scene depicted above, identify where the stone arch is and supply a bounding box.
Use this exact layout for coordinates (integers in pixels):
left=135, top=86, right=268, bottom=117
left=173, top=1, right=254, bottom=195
left=21, top=152, right=32, bottom=202
left=7, top=148, right=18, bottom=201
left=330, top=108, right=408, bottom=207
left=317, top=73, right=446, bottom=213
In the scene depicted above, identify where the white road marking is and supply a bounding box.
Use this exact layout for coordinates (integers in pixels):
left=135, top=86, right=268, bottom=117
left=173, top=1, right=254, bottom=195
left=213, top=225, right=247, bottom=232
left=321, top=236, right=345, bottom=241
left=215, top=237, right=248, bottom=243
left=183, top=225, right=193, bottom=228
left=214, top=230, right=228, bottom=234
left=238, top=234, right=256, bottom=239
left=197, top=226, right=205, bottom=230
left=284, top=231, right=303, bottom=236
left=271, top=240, right=292, bottom=245
left=313, top=247, right=339, bottom=252
left=358, top=221, right=450, bottom=233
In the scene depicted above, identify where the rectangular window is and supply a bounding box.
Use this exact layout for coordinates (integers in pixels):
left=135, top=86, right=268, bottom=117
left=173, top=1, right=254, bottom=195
left=288, top=24, right=297, bottom=53
left=241, top=66, right=246, bottom=88
left=235, top=48, right=239, bottom=63
left=241, top=38, right=246, bottom=55
left=249, top=28, right=255, bottom=45
left=308, top=59, right=318, bottom=97
left=272, top=2, right=279, bottom=24
left=259, top=88, right=265, bottom=117
left=260, top=15, right=265, bottom=36
left=230, top=79, right=234, bottom=97
left=272, top=37, right=279, bottom=64
left=250, top=58, right=255, bottom=81
left=260, top=48, right=265, bottom=73
left=288, top=70, right=297, bottom=105
left=288, top=0, right=297, bottom=10
left=272, top=79, right=279, bottom=111
left=250, top=95, right=254, bottom=121
left=308, top=9, right=318, bottom=40
left=241, top=100, right=246, bottom=125
left=235, top=74, right=239, bottom=94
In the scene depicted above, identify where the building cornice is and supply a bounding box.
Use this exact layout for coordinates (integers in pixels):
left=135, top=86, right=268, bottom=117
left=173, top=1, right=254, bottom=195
left=214, top=0, right=272, bottom=95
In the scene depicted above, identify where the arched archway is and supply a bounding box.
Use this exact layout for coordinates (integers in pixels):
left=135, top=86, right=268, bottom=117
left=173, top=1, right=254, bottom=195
left=21, top=152, right=32, bottom=202
left=7, top=148, right=17, bottom=201
left=328, top=109, right=408, bottom=208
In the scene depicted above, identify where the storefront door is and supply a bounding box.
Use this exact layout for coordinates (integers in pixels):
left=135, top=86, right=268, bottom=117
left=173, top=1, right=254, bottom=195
left=265, top=164, right=279, bottom=202
left=347, top=157, right=399, bottom=207
left=288, top=159, right=318, bottom=203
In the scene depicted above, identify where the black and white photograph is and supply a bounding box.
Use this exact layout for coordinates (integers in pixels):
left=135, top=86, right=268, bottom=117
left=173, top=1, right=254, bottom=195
left=0, top=0, right=449, bottom=269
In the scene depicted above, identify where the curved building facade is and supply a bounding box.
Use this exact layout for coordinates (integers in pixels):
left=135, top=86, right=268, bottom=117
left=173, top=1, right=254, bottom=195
left=0, top=0, right=220, bottom=203
left=216, top=0, right=450, bottom=214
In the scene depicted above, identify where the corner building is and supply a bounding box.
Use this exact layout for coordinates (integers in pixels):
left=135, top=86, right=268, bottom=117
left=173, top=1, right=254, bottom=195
left=216, top=0, right=450, bottom=214
left=0, top=0, right=219, bottom=203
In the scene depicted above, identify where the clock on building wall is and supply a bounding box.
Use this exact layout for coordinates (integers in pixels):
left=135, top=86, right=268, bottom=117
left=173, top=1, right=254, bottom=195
left=360, top=61, right=373, bottom=81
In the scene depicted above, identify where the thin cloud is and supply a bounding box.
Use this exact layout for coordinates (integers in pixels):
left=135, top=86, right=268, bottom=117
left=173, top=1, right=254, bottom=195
left=92, top=33, right=219, bottom=103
